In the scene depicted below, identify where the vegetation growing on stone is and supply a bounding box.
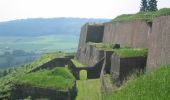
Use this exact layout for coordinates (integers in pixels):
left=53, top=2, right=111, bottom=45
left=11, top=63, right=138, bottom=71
left=112, top=8, right=170, bottom=22
left=71, top=59, right=86, bottom=67
left=0, top=52, right=74, bottom=98
left=17, top=67, right=75, bottom=90
left=105, top=65, right=170, bottom=100
left=88, top=42, right=116, bottom=51
left=114, top=48, right=148, bottom=58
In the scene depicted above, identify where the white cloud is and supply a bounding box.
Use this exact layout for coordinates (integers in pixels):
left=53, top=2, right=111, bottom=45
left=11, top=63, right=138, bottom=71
left=0, top=0, right=169, bottom=21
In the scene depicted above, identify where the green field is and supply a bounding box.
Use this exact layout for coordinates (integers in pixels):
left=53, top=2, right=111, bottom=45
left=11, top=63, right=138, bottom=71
left=0, top=35, right=78, bottom=53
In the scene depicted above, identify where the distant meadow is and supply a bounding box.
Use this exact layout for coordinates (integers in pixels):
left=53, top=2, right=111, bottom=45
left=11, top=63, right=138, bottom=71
left=0, top=35, right=78, bottom=53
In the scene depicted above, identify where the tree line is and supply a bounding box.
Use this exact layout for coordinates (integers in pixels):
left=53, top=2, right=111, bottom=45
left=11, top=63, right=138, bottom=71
left=140, top=0, right=158, bottom=12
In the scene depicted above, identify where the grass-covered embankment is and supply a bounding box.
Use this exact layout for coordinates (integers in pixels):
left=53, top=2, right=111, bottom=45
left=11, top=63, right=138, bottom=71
left=17, top=67, right=75, bottom=90
left=0, top=52, right=74, bottom=98
left=105, top=65, right=170, bottom=100
left=112, top=8, right=170, bottom=22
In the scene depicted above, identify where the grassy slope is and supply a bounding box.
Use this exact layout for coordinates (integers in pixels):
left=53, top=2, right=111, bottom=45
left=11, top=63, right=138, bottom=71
left=112, top=8, right=170, bottom=22
left=105, top=65, right=170, bottom=100
left=17, top=67, right=75, bottom=90
left=76, top=79, right=102, bottom=100
left=0, top=52, right=74, bottom=98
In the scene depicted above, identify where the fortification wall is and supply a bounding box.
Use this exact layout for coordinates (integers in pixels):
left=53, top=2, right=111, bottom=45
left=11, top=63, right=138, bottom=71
left=111, top=53, right=146, bottom=85
left=77, top=23, right=104, bottom=49
left=68, top=58, right=104, bottom=80
left=31, top=57, right=71, bottom=72
left=147, top=16, right=170, bottom=71
left=10, top=84, right=77, bottom=100
left=76, top=23, right=104, bottom=65
left=76, top=44, right=105, bottom=66
left=103, top=20, right=150, bottom=48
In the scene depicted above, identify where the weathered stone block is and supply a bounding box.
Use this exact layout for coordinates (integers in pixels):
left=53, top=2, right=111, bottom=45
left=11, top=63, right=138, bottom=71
left=111, top=53, right=147, bottom=85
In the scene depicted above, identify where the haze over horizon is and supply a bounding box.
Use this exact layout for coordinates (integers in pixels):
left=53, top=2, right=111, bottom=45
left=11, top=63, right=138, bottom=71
left=0, top=0, right=170, bottom=22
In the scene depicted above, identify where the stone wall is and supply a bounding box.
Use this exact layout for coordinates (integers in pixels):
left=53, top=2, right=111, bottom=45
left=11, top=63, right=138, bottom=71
left=68, top=58, right=104, bottom=80
left=77, top=23, right=104, bottom=49
left=147, top=16, right=170, bottom=71
left=31, top=57, right=71, bottom=72
left=103, top=20, right=150, bottom=48
left=76, top=23, right=104, bottom=65
left=76, top=44, right=105, bottom=66
left=10, top=83, right=77, bottom=100
left=111, top=53, right=147, bottom=85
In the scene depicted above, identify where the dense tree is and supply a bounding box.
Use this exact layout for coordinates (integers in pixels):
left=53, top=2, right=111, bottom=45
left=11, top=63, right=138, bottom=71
left=148, top=0, right=158, bottom=11
left=140, top=0, right=148, bottom=12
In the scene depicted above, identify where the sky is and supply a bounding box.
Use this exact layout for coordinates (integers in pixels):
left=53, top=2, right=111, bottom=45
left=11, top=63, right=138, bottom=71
left=0, top=0, right=170, bottom=22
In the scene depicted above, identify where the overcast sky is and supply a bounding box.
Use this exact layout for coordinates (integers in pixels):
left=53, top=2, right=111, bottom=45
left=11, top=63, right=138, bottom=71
left=0, top=0, right=170, bottom=22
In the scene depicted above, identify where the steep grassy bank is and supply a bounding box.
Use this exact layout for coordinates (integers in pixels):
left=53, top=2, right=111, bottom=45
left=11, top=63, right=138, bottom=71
left=105, top=65, right=170, bottom=100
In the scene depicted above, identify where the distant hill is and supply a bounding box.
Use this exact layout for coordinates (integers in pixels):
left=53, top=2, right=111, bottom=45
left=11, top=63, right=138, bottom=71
left=0, top=18, right=110, bottom=36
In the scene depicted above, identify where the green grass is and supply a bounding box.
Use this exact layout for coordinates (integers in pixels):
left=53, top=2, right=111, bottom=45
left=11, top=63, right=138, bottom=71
left=17, top=67, right=75, bottom=90
left=114, top=48, right=148, bottom=58
left=76, top=79, right=102, bottom=100
left=79, top=70, right=87, bottom=80
left=112, top=8, right=170, bottom=22
left=105, top=65, right=170, bottom=100
left=71, top=59, right=86, bottom=68
left=0, top=52, right=74, bottom=98
left=88, top=42, right=115, bottom=51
